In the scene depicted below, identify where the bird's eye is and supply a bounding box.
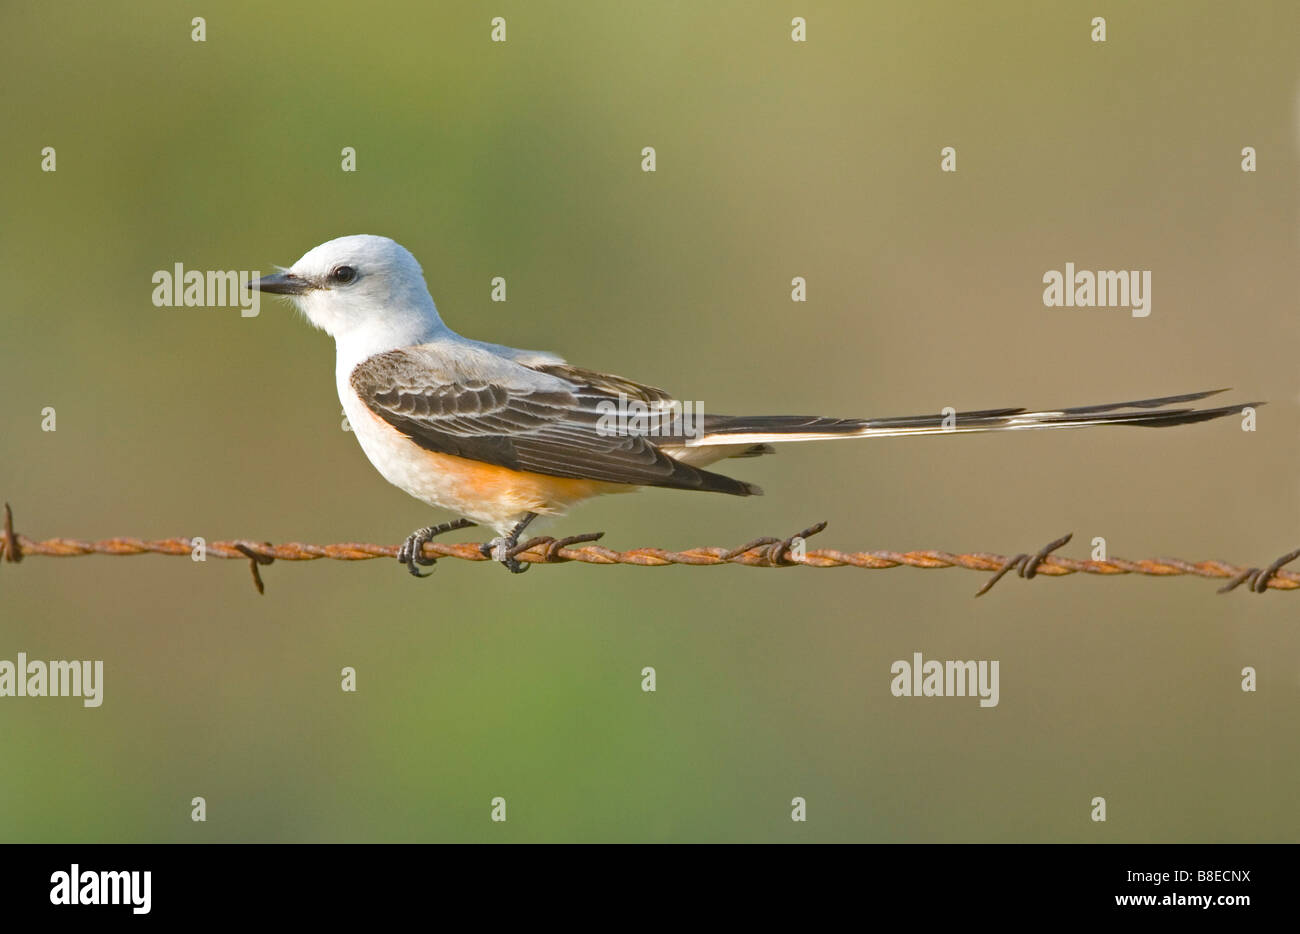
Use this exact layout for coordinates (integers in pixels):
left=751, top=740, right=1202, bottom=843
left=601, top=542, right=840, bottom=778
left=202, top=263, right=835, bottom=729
left=330, top=265, right=357, bottom=285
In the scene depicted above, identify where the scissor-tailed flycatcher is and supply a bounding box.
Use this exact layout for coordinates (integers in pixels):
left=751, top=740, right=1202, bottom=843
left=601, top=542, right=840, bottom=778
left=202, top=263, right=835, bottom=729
left=250, top=235, right=1254, bottom=576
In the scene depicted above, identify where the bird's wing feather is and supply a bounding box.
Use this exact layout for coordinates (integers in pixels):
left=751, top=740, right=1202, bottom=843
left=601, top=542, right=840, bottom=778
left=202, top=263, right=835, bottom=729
left=529, top=362, right=677, bottom=406
left=349, top=345, right=758, bottom=495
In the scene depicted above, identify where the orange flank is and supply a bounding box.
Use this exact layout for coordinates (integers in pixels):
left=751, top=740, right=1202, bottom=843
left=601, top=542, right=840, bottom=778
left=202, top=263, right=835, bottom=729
left=414, top=448, right=631, bottom=515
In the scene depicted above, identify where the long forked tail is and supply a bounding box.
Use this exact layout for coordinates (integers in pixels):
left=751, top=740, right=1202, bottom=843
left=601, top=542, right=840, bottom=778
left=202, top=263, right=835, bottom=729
left=690, top=389, right=1259, bottom=446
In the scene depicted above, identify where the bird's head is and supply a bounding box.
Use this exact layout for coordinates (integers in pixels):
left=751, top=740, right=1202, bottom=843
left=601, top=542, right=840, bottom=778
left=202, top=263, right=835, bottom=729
left=251, top=235, right=444, bottom=350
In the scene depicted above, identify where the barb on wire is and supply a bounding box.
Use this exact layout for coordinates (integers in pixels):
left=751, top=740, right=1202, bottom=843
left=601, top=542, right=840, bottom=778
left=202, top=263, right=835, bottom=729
left=973, top=532, right=1075, bottom=597
left=1, top=503, right=1296, bottom=598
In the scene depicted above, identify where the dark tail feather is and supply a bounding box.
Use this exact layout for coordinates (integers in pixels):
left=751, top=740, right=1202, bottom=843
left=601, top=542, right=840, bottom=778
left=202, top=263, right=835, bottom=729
left=691, top=389, right=1258, bottom=443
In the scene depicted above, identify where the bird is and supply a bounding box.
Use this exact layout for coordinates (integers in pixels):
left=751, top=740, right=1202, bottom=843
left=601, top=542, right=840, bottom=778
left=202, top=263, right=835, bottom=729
left=249, top=234, right=1256, bottom=577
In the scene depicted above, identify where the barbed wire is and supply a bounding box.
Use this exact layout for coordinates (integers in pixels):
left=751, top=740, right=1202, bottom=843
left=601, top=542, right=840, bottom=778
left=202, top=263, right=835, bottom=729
left=1, top=504, right=1296, bottom=597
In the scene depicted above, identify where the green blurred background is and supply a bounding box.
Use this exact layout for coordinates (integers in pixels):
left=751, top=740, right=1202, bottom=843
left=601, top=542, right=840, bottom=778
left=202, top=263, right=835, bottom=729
left=1, top=1, right=1297, bottom=842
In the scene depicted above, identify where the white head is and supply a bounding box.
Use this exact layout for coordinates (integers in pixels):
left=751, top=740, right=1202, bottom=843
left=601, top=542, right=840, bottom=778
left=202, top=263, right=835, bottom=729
left=251, top=235, right=447, bottom=358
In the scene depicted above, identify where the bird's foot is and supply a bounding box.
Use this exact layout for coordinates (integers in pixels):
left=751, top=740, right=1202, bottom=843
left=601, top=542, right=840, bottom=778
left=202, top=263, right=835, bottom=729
left=478, top=513, right=543, bottom=574
left=480, top=530, right=607, bottom=573
left=479, top=536, right=530, bottom=574
left=397, top=518, right=477, bottom=578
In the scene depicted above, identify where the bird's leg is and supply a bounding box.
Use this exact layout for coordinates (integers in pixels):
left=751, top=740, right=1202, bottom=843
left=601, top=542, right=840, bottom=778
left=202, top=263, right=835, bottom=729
left=479, top=512, right=539, bottom=574
left=398, top=518, right=477, bottom=578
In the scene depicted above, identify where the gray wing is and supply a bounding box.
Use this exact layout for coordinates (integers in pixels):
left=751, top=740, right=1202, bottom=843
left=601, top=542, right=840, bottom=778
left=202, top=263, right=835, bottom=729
left=349, top=345, right=759, bottom=495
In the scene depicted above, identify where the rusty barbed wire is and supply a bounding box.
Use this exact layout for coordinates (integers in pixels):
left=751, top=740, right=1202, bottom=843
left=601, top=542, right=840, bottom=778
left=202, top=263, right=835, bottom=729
left=1, top=503, right=1296, bottom=597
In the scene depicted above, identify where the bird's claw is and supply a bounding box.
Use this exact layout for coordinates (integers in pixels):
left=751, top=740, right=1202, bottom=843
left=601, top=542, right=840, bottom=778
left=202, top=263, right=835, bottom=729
left=399, top=529, right=440, bottom=577
left=397, top=519, right=477, bottom=579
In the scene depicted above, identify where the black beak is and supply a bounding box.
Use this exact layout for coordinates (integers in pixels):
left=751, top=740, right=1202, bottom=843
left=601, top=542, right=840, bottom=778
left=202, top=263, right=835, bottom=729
left=249, top=271, right=314, bottom=295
